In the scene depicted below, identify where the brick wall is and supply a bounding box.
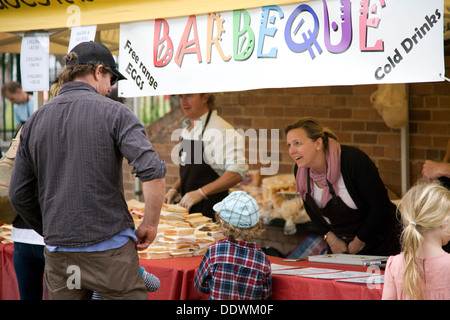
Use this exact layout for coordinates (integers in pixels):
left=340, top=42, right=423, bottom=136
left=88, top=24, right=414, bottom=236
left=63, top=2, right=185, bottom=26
left=122, top=56, right=450, bottom=254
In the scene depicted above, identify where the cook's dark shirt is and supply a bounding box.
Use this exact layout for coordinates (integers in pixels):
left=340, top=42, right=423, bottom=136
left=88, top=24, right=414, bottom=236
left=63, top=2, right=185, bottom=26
left=9, top=81, right=166, bottom=248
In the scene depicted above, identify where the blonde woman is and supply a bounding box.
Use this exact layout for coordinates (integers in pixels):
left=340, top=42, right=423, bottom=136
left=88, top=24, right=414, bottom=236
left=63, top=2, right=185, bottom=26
left=382, top=179, right=450, bottom=300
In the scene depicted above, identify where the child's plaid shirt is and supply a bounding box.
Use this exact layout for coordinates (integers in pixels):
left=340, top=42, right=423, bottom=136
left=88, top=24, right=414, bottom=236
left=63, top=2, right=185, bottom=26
left=195, top=237, right=272, bottom=300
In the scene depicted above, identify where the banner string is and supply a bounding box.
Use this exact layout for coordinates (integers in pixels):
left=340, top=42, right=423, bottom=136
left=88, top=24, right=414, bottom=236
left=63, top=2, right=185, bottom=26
left=439, top=73, right=450, bottom=82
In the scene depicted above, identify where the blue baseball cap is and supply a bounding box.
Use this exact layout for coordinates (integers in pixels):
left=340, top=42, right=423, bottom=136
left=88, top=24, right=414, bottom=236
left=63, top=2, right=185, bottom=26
left=213, top=191, right=260, bottom=229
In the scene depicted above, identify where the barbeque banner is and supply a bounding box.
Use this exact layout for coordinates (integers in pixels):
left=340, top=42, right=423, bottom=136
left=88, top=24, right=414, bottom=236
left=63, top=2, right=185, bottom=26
left=118, top=0, right=445, bottom=97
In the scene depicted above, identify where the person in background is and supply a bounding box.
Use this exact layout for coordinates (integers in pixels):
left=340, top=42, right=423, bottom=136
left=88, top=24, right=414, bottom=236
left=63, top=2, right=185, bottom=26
left=10, top=202, right=45, bottom=300
left=285, top=117, right=401, bottom=256
left=164, top=93, right=248, bottom=219
left=2, top=81, right=44, bottom=300
left=1, top=81, right=34, bottom=126
left=421, top=138, right=450, bottom=252
left=9, top=41, right=167, bottom=300
left=382, top=179, right=450, bottom=300
left=422, top=138, right=450, bottom=185
left=195, top=191, right=272, bottom=300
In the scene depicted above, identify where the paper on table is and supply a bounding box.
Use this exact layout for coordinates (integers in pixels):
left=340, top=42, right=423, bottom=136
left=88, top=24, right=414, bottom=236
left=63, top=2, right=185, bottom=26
left=271, top=263, right=303, bottom=271
left=337, top=275, right=384, bottom=284
left=308, top=254, right=388, bottom=265
left=298, top=271, right=373, bottom=279
left=272, top=267, right=341, bottom=275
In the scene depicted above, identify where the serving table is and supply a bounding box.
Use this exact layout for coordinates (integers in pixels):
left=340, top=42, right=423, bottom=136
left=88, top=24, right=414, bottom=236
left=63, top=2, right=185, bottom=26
left=0, top=243, right=383, bottom=300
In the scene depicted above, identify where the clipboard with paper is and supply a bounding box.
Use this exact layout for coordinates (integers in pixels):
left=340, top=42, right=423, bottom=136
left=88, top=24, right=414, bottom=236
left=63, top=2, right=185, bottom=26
left=308, top=254, right=388, bottom=266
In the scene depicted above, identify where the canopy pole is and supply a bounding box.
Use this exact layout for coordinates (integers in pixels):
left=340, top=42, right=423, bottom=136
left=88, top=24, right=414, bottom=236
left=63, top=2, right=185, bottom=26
left=32, top=91, right=44, bottom=111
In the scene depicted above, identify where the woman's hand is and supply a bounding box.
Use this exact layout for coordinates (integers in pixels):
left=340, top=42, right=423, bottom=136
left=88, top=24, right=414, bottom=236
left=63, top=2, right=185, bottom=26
left=326, top=232, right=348, bottom=254
left=348, top=236, right=366, bottom=254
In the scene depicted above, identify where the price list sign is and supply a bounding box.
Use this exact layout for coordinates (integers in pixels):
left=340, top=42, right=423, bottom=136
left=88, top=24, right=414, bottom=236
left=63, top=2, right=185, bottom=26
left=68, top=25, right=97, bottom=53
left=20, top=32, right=49, bottom=92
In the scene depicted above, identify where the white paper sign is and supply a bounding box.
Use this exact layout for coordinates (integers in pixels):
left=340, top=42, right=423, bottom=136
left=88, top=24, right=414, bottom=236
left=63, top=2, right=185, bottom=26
left=118, top=0, right=444, bottom=97
left=68, top=25, right=97, bottom=53
left=20, top=32, right=49, bottom=92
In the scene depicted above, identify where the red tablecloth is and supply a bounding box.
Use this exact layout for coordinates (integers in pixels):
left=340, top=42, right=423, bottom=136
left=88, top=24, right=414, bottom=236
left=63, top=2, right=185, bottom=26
left=269, top=256, right=384, bottom=300
left=141, top=255, right=207, bottom=300
left=0, top=243, right=18, bottom=300
left=0, top=243, right=383, bottom=300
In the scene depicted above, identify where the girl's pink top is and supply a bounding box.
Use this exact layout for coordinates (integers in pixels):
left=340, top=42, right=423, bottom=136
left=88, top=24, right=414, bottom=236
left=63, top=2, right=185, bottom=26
left=382, top=252, right=450, bottom=300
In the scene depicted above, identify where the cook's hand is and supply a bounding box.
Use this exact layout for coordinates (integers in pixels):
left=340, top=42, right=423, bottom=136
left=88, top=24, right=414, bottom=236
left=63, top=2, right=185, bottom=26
left=348, top=236, right=366, bottom=254
left=179, top=188, right=207, bottom=211
left=164, top=188, right=179, bottom=204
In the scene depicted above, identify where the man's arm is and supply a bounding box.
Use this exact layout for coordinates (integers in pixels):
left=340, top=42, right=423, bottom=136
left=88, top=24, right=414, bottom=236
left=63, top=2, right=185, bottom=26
left=135, top=177, right=165, bottom=250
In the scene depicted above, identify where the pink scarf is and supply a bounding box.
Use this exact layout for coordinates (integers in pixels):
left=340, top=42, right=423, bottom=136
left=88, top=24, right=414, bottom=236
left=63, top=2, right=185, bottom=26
left=296, top=138, right=341, bottom=207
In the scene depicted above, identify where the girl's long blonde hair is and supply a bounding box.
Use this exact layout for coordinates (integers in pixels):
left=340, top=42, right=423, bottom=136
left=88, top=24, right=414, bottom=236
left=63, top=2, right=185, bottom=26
left=397, top=179, right=450, bottom=299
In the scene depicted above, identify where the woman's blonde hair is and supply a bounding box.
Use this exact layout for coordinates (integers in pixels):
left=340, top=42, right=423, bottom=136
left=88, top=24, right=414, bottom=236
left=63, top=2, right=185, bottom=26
left=284, top=117, right=338, bottom=151
left=216, top=212, right=264, bottom=242
left=397, top=178, right=450, bottom=300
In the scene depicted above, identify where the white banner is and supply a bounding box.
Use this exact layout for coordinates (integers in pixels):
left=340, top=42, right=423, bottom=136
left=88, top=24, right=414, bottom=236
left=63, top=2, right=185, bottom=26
left=118, top=0, right=445, bottom=97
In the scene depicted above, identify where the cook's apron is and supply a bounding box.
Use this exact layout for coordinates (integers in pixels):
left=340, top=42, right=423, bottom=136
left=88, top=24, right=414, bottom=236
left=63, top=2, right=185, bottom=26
left=304, top=169, right=400, bottom=255
left=179, top=111, right=228, bottom=219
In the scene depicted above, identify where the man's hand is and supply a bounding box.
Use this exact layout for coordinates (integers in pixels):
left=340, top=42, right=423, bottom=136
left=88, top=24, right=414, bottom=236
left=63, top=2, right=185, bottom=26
left=135, top=224, right=158, bottom=251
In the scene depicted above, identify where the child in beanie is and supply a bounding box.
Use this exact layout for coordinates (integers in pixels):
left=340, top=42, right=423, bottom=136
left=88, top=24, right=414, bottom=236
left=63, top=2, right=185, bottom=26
left=194, top=191, right=272, bottom=300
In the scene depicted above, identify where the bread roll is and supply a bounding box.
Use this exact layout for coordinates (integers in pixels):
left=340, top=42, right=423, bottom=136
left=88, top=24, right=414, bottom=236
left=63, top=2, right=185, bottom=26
left=187, top=216, right=212, bottom=227
left=161, top=203, right=188, bottom=214
left=199, top=223, right=220, bottom=232
left=163, top=227, right=194, bottom=237
left=127, top=199, right=145, bottom=212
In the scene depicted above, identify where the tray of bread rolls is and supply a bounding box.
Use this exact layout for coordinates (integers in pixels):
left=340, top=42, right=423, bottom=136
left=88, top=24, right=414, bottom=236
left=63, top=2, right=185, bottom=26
left=127, top=200, right=224, bottom=259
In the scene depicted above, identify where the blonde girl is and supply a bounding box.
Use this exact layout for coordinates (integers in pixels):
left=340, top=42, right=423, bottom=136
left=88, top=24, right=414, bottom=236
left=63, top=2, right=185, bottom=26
left=382, top=179, right=450, bottom=300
